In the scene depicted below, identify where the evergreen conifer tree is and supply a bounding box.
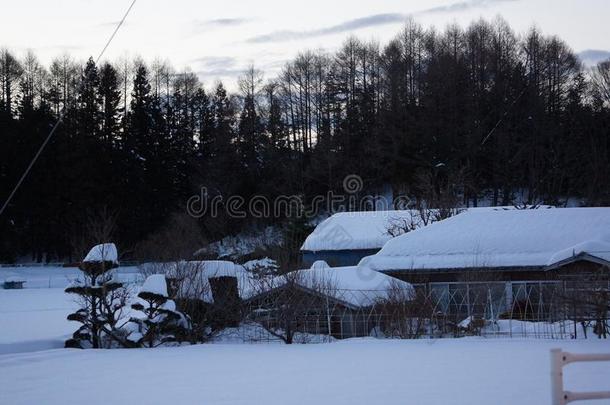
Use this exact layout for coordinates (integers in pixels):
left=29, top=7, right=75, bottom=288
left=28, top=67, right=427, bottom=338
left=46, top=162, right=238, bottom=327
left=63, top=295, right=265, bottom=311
left=65, top=243, right=132, bottom=348
left=130, top=274, right=190, bottom=348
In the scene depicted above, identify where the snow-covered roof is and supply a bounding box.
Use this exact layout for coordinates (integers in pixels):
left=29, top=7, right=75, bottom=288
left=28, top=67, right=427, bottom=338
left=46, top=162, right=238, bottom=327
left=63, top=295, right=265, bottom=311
left=360, top=208, right=610, bottom=272
left=149, top=261, right=250, bottom=303
left=83, top=243, right=118, bottom=263
left=301, top=210, right=424, bottom=252
left=174, top=260, right=246, bottom=278
left=301, top=264, right=414, bottom=307
left=301, top=207, right=554, bottom=252
left=151, top=260, right=413, bottom=308
left=256, top=261, right=415, bottom=308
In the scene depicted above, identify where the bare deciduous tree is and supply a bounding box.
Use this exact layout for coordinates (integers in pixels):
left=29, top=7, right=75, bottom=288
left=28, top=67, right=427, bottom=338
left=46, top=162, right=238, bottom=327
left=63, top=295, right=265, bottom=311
left=134, top=211, right=206, bottom=262
left=69, top=207, right=119, bottom=263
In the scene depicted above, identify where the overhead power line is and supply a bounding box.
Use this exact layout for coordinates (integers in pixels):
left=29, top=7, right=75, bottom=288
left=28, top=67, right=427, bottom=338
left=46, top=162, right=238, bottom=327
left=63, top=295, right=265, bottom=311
left=0, top=0, right=137, bottom=218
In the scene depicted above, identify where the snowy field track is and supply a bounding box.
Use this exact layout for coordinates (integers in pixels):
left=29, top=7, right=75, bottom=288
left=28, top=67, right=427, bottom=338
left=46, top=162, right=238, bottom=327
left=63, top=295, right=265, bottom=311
left=1, top=339, right=609, bottom=405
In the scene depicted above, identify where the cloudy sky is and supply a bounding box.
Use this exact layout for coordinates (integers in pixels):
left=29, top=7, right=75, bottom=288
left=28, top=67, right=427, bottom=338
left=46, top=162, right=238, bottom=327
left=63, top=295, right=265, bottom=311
left=2, top=0, right=609, bottom=87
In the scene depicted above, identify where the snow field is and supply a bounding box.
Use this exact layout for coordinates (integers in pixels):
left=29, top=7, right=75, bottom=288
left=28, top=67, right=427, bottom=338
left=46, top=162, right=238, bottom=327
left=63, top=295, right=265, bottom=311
left=0, top=338, right=609, bottom=405
left=0, top=288, right=74, bottom=354
left=1, top=265, right=609, bottom=405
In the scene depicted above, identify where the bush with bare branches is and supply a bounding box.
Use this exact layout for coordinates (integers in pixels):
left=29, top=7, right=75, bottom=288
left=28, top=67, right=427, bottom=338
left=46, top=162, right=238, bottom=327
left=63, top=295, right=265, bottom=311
left=376, top=282, right=431, bottom=339
left=69, top=207, right=119, bottom=263
left=246, top=270, right=338, bottom=344
left=134, top=211, right=206, bottom=262
left=559, top=269, right=610, bottom=339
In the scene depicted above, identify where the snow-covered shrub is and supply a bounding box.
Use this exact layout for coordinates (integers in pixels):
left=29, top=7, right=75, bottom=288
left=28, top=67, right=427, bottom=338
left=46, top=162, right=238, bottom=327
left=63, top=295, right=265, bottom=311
left=3, top=275, right=26, bottom=289
left=194, top=227, right=283, bottom=262
left=243, top=258, right=279, bottom=279
left=130, top=274, right=191, bottom=347
left=457, top=316, right=487, bottom=336
left=65, top=243, right=134, bottom=349
left=138, top=261, right=217, bottom=343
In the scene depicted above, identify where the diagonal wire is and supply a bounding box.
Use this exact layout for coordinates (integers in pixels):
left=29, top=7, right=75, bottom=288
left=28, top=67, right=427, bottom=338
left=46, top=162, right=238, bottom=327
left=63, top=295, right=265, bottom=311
left=0, top=0, right=137, bottom=218
left=480, top=85, right=528, bottom=146
left=95, top=0, right=136, bottom=66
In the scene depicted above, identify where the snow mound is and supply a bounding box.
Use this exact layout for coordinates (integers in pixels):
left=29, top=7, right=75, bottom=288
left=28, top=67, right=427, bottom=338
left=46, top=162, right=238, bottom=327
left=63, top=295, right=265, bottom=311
left=311, top=260, right=330, bottom=270
left=361, top=207, right=610, bottom=272
left=210, top=322, right=336, bottom=344
left=243, top=258, right=278, bottom=272
left=83, top=243, right=118, bottom=263
left=140, top=274, right=168, bottom=297
left=210, top=322, right=282, bottom=343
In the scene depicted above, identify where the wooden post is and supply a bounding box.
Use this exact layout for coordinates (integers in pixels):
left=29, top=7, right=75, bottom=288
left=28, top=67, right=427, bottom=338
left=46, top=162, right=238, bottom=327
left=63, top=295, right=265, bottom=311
left=551, top=349, right=566, bottom=405
left=551, top=349, right=610, bottom=405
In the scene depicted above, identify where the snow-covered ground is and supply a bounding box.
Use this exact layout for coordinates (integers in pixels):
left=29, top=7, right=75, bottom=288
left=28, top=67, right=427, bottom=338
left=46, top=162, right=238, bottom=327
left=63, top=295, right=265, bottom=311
left=0, top=338, right=609, bottom=404
left=0, top=265, right=140, bottom=289
left=1, top=267, right=609, bottom=404
left=0, top=288, right=74, bottom=354
left=0, top=266, right=140, bottom=354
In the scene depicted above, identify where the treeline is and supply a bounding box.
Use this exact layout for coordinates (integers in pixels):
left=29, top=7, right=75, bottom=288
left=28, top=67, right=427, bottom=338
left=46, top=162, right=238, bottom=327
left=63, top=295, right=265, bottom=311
left=1, top=17, right=610, bottom=261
